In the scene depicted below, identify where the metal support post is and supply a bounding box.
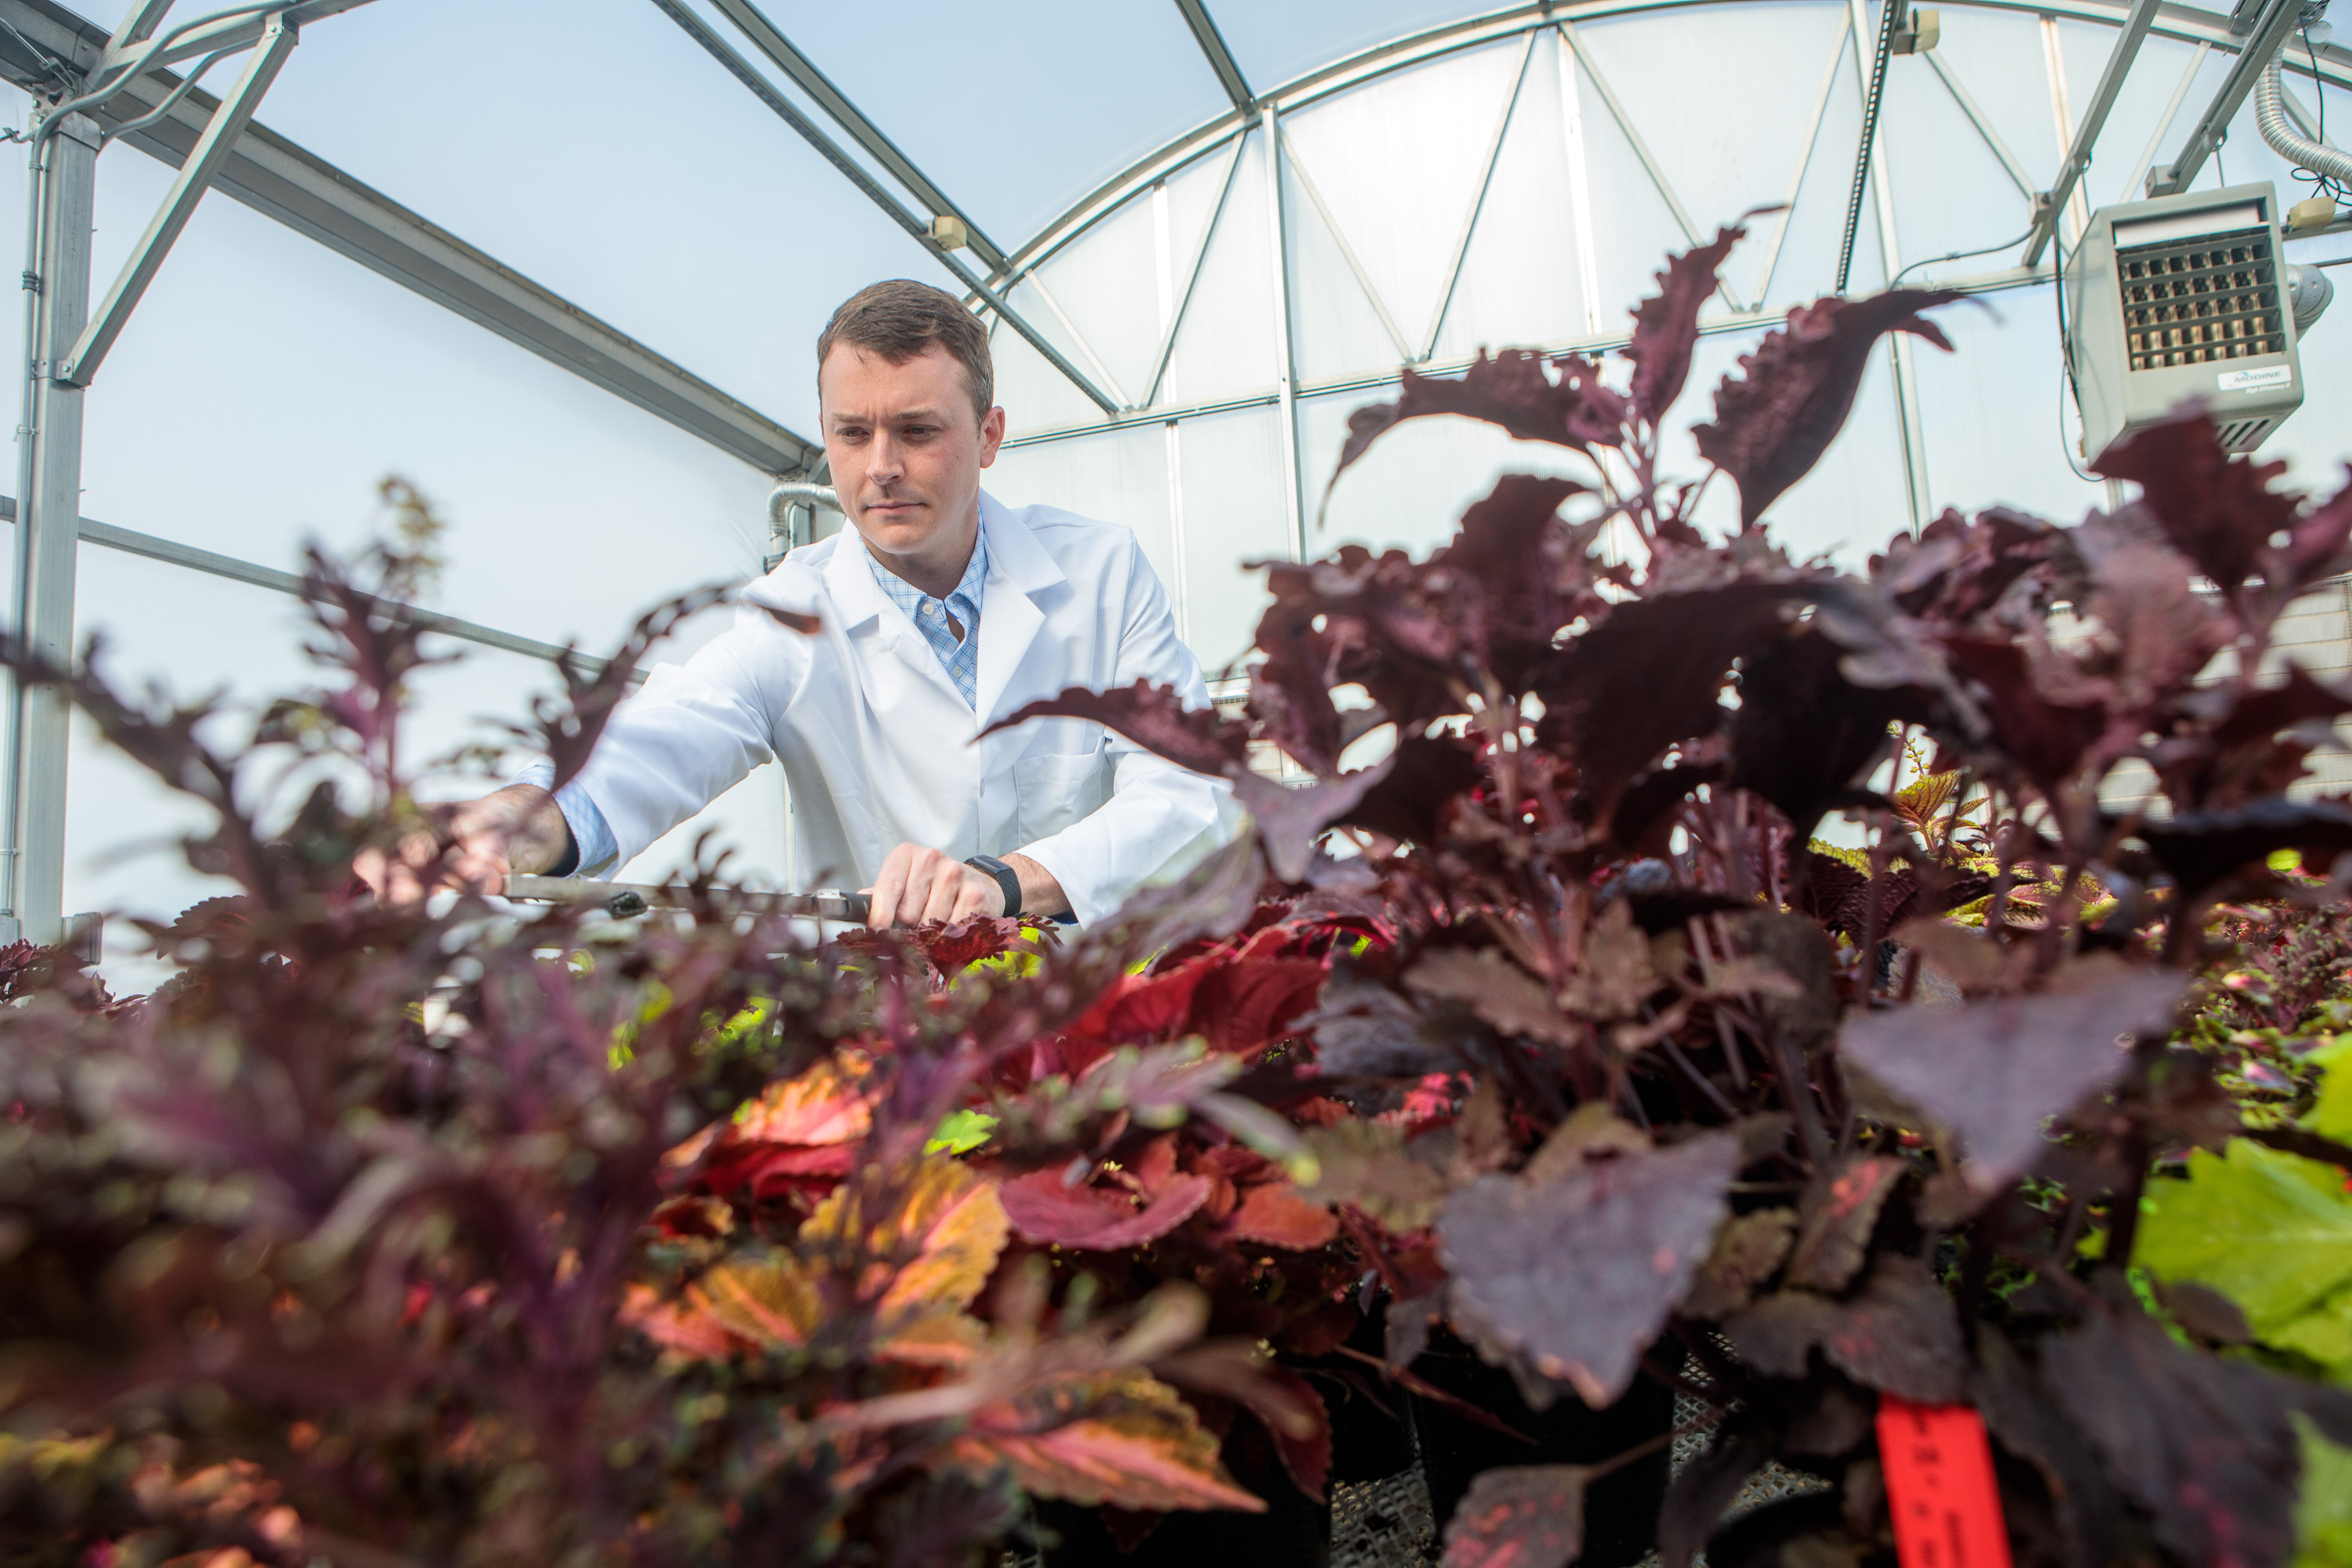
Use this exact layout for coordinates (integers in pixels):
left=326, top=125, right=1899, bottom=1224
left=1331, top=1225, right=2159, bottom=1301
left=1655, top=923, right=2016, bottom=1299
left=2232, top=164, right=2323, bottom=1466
left=2023, top=0, right=2161, bottom=264
left=1261, top=107, right=1303, bottom=561
left=6, top=110, right=99, bottom=944
left=61, top=11, right=294, bottom=386
left=2146, top=0, right=2305, bottom=196
left=1849, top=0, right=1932, bottom=528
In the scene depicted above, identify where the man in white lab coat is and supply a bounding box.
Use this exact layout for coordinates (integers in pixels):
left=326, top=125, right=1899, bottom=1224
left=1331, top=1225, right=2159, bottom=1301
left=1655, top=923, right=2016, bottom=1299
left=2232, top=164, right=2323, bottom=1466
left=364, top=280, right=1233, bottom=928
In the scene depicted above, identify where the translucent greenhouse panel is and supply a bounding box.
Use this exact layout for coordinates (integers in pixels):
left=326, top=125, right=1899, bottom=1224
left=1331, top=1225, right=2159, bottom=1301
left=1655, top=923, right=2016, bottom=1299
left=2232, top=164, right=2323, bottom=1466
left=1906, top=283, right=2109, bottom=523
left=251, top=0, right=986, bottom=441
left=1303, top=389, right=1592, bottom=561
left=1566, top=4, right=1853, bottom=251
left=1027, top=141, right=1239, bottom=410
left=1281, top=141, right=1414, bottom=385
left=1900, top=7, right=2065, bottom=196
left=1158, top=132, right=1281, bottom=408
left=1662, top=326, right=1914, bottom=564
left=1875, top=47, right=2042, bottom=267
left=1280, top=37, right=1532, bottom=380
left=986, top=304, right=1111, bottom=435
left=984, top=426, right=1180, bottom=632
left=1427, top=29, right=1589, bottom=360
left=1214, top=0, right=1508, bottom=92
left=1558, top=35, right=1727, bottom=316
left=1170, top=407, right=1291, bottom=674
left=68, top=137, right=776, bottom=660
left=1745, top=36, right=1889, bottom=304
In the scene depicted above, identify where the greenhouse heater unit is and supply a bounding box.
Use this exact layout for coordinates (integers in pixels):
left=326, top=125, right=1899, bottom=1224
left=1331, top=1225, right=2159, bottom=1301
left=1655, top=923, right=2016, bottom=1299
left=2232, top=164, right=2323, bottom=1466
left=2063, top=181, right=2331, bottom=459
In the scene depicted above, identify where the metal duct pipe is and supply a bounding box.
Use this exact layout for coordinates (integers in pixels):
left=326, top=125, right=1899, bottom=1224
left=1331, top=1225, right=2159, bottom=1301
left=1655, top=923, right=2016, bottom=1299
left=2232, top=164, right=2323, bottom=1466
left=765, top=481, right=840, bottom=554
left=2256, top=55, right=2352, bottom=187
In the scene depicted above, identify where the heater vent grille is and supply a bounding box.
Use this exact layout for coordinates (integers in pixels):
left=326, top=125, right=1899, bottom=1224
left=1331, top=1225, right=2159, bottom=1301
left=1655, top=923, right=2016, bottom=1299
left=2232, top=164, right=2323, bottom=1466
left=2215, top=416, right=2276, bottom=451
left=2119, top=225, right=2285, bottom=370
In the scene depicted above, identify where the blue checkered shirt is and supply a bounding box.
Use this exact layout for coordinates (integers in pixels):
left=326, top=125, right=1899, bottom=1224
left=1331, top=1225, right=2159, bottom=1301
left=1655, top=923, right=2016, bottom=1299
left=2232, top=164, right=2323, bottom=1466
left=867, top=530, right=987, bottom=709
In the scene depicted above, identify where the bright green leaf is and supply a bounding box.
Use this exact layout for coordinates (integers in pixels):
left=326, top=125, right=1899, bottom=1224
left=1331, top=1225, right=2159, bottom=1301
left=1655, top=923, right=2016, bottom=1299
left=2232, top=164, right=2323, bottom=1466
left=2295, top=1416, right=2352, bottom=1568
left=2139, top=1140, right=2352, bottom=1336
left=2308, top=1037, right=2352, bottom=1146
left=926, top=1109, right=998, bottom=1156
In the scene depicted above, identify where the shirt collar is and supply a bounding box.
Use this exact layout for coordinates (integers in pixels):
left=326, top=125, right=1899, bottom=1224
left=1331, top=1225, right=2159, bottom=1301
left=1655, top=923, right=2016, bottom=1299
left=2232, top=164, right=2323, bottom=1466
left=863, top=511, right=986, bottom=612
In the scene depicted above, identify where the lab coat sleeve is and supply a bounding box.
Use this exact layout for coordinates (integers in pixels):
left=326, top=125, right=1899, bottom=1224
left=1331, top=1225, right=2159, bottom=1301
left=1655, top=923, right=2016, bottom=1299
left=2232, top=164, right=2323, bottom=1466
left=1013, top=536, right=1238, bottom=926
left=561, top=601, right=796, bottom=874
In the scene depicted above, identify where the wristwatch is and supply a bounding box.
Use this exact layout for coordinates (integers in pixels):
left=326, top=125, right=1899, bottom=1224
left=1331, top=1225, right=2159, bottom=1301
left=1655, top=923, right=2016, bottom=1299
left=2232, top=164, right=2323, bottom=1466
left=964, top=854, right=1022, bottom=918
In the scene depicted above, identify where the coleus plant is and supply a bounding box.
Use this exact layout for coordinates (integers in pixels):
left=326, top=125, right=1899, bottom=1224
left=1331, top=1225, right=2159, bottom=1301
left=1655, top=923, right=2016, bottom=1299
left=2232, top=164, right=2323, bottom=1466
left=1, top=214, right=2352, bottom=1568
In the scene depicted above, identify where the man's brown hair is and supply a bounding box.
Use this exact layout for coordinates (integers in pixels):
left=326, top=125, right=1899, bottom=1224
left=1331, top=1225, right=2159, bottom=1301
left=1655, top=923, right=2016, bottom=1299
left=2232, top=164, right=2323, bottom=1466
left=816, top=280, right=995, bottom=424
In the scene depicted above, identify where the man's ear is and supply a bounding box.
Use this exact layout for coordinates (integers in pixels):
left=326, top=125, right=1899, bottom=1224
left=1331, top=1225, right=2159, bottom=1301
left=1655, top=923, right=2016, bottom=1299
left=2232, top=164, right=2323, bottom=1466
left=978, top=403, right=1007, bottom=468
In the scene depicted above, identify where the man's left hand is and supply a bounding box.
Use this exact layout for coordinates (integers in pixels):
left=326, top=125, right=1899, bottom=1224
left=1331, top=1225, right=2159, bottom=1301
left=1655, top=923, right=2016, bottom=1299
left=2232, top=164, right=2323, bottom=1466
left=863, top=843, right=1067, bottom=929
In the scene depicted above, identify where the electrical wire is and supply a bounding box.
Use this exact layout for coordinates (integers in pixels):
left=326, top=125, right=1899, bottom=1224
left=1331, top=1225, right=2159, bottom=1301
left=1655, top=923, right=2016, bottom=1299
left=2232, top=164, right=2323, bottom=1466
left=2048, top=231, right=2106, bottom=485
left=2291, top=27, right=2351, bottom=206
left=1888, top=223, right=2039, bottom=287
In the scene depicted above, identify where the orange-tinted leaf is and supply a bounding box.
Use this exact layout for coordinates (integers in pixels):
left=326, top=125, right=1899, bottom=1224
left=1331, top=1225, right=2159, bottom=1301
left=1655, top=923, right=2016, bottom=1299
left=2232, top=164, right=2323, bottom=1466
left=620, top=1279, right=736, bottom=1359
left=1222, top=1180, right=1341, bottom=1250
left=949, top=1370, right=1265, bottom=1513
left=733, top=1049, right=874, bottom=1145
left=805, top=1160, right=1010, bottom=1321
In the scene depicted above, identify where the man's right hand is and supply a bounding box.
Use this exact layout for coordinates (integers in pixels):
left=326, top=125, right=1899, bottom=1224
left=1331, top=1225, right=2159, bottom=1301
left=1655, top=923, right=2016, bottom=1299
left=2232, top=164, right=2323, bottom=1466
left=354, top=782, right=574, bottom=908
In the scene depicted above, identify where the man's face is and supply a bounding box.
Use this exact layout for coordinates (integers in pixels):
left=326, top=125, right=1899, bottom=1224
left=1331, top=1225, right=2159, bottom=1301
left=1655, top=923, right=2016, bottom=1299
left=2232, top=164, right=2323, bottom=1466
left=819, top=341, right=1005, bottom=568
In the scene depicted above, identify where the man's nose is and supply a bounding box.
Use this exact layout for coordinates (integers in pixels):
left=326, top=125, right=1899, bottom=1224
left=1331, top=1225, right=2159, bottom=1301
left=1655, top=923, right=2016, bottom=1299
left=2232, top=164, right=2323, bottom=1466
left=868, top=433, right=905, bottom=483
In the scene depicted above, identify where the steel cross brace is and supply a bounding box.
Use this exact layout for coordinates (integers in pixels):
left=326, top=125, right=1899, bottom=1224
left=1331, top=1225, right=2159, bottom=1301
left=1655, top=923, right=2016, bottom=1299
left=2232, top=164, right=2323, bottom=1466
left=2147, top=0, right=2306, bottom=197
left=2024, top=0, right=2161, bottom=263
left=57, top=7, right=295, bottom=386
left=646, top=0, right=1121, bottom=416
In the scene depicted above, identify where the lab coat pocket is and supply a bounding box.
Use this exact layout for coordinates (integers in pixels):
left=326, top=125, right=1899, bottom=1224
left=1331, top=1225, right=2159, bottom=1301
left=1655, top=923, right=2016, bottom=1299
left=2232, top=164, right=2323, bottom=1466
left=1013, top=748, right=1111, bottom=844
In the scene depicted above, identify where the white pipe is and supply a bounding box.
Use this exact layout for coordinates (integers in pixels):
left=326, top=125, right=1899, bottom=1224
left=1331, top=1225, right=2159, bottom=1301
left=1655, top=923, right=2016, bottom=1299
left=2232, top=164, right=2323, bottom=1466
left=765, top=481, right=838, bottom=552
left=2257, top=55, right=2352, bottom=187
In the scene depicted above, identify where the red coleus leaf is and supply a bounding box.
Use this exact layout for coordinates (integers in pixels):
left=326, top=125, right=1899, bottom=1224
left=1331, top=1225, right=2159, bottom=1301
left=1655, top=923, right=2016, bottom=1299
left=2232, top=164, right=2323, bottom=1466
left=982, top=679, right=1248, bottom=777
left=1216, top=1179, right=1340, bottom=1251
left=2092, top=408, right=2299, bottom=594
left=1837, top=964, right=2190, bottom=1193
left=1439, top=1131, right=1742, bottom=1406
left=949, top=1369, right=1266, bottom=1514
left=1441, top=1463, right=1590, bottom=1568
left=1624, top=219, right=1752, bottom=425
left=997, top=1169, right=1214, bottom=1250
left=1693, top=290, right=1963, bottom=526
left=1329, top=349, right=1628, bottom=490
left=1191, top=956, right=1328, bottom=1056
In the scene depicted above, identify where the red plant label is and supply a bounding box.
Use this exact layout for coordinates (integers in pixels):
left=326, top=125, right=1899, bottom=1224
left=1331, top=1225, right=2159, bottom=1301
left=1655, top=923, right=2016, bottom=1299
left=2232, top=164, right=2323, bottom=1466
left=1876, top=1396, right=2014, bottom=1568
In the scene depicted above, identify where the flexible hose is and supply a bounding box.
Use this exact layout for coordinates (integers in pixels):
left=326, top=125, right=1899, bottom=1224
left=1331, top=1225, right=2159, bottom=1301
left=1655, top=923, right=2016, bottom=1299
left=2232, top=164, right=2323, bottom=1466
left=2256, top=56, right=2352, bottom=187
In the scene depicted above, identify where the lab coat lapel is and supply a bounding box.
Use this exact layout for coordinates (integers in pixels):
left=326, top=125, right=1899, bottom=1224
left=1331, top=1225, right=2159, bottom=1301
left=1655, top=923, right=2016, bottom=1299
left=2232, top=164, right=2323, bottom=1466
left=974, top=493, right=1066, bottom=724
left=823, top=525, right=967, bottom=710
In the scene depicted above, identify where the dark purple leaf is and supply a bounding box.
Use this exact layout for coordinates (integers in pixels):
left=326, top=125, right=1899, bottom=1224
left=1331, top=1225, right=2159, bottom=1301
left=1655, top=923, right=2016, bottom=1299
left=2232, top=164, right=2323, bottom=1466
left=1442, top=1463, right=1590, bottom=1568
left=1337, top=734, right=1484, bottom=846
left=1838, top=965, right=2190, bottom=1193
left=1440, top=1132, right=1742, bottom=1407
left=1693, top=290, right=1963, bottom=526
left=1330, top=350, right=1628, bottom=490
left=1534, top=580, right=1809, bottom=827
left=2092, top=408, right=2298, bottom=594
left=1658, top=1430, right=1770, bottom=1568
left=2133, top=795, right=2352, bottom=899
left=1972, top=1326, right=2119, bottom=1568
left=1728, top=625, right=1926, bottom=837
left=1941, top=637, right=2109, bottom=793
left=2043, top=1303, right=2352, bottom=1568
left=1724, top=1258, right=1966, bottom=1402
left=1232, top=757, right=1394, bottom=883
left=982, top=678, right=1248, bottom=777
left=1303, top=964, right=1488, bottom=1079
left=1783, top=1155, right=1903, bottom=1292
left=1625, top=220, right=1751, bottom=425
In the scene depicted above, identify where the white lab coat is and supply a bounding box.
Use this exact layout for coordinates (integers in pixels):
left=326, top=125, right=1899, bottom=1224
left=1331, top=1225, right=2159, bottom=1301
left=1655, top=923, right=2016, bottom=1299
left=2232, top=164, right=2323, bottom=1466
left=564, top=490, right=1237, bottom=926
